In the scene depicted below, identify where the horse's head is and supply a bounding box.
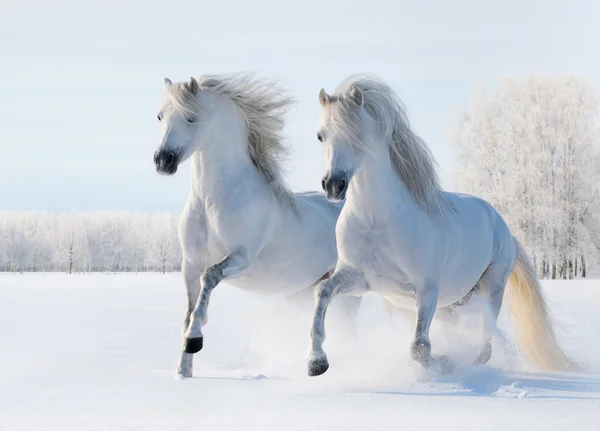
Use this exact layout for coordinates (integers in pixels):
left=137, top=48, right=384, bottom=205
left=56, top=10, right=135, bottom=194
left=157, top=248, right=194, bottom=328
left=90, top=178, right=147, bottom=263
left=316, top=85, right=372, bottom=202
left=154, top=77, right=212, bottom=175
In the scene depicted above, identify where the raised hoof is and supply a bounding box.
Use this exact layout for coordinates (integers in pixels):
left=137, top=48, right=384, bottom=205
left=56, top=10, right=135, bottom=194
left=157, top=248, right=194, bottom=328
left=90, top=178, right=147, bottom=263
left=308, top=357, right=330, bottom=377
left=184, top=337, right=203, bottom=354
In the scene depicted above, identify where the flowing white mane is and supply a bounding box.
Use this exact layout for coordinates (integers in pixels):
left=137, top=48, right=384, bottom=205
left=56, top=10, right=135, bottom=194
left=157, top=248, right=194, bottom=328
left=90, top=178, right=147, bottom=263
left=168, top=73, right=299, bottom=214
left=325, top=74, right=451, bottom=216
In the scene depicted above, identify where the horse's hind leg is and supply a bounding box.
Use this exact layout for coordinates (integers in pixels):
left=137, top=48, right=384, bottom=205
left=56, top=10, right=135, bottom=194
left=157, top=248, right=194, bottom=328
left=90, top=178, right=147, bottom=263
left=473, top=263, right=512, bottom=366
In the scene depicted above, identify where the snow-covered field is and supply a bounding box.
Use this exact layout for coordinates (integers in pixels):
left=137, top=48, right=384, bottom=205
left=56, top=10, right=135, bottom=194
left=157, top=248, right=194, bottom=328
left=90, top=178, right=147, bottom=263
left=0, top=274, right=599, bottom=430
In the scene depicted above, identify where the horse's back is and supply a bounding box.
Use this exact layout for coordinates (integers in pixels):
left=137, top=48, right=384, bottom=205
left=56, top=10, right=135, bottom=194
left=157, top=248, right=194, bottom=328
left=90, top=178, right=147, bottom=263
left=446, top=192, right=512, bottom=243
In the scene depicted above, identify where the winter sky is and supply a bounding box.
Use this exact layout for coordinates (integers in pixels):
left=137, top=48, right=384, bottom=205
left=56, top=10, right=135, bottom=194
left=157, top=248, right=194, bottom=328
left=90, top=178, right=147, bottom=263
left=1, top=0, right=599, bottom=213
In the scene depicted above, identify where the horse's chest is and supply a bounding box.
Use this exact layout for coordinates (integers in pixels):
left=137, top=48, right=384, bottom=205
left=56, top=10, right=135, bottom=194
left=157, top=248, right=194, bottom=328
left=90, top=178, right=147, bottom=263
left=339, top=219, right=412, bottom=290
left=180, top=200, right=228, bottom=265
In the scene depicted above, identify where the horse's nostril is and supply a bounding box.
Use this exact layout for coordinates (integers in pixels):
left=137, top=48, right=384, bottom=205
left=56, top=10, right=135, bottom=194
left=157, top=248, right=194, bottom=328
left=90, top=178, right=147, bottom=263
left=165, top=152, right=174, bottom=165
left=321, top=178, right=327, bottom=191
left=339, top=178, right=347, bottom=190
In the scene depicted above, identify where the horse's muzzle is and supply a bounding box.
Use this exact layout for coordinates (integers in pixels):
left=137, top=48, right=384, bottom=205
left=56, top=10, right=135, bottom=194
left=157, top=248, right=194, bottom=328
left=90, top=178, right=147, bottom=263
left=322, top=174, right=347, bottom=202
left=154, top=150, right=179, bottom=175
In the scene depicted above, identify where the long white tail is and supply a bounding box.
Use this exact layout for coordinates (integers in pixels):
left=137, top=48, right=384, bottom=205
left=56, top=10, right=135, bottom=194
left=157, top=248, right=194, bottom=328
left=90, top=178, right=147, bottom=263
left=504, top=239, right=571, bottom=371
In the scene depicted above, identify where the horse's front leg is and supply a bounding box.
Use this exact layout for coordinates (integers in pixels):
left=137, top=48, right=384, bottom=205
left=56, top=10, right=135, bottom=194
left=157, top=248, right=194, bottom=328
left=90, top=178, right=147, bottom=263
left=308, top=266, right=366, bottom=377
left=176, top=261, right=202, bottom=378
left=411, top=281, right=453, bottom=374
left=184, top=248, right=249, bottom=354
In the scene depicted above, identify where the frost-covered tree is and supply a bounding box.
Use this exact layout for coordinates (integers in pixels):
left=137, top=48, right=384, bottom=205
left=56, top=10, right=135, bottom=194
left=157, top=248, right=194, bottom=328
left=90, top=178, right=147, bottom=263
left=56, top=214, right=89, bottom=274
left=146, top=214, right=181, bottom=274
left=4, top=221, right=30, bottom=273
left=453, top=76, right=600, bottom=279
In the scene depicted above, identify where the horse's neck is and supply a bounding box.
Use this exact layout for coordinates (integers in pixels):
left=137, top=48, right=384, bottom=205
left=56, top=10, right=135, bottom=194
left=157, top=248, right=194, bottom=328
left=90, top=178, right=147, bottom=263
left=191, top=115, right=261, bottom=200
left=348, top=148, right=415, bottom=218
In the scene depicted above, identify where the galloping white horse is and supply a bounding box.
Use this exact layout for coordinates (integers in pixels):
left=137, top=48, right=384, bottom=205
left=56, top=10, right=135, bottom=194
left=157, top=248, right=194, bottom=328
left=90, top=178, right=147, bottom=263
left=307, top=74, right=571, bottom=376
left=153, top=73, right=360, bottom=379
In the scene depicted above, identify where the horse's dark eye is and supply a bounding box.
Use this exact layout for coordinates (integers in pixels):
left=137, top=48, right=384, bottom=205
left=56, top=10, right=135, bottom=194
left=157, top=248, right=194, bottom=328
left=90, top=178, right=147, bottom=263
left=317, top=134, right=323, bottom=142
left=157, top=115, right=162, bottom=121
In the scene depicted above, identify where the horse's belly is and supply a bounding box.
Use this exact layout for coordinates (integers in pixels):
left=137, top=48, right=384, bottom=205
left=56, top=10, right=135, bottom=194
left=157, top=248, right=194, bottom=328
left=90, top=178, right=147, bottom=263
left=226, top=274, right=303, bottom=295
left=227, top=264, right=324, bottom=296
left=365, top=271, right=475, bottom=310
left=226, top=247, right=335, bottom=296
left=366, top=272, right=416, bottom=310
left=346, top=250, right=478, bottom=309
left=338, top=213, right=485, bottom=309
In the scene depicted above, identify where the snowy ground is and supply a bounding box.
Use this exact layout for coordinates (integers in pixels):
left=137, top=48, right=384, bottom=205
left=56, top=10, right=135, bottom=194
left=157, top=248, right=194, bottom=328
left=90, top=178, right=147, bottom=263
left=0, top=274, right=599, bottom=430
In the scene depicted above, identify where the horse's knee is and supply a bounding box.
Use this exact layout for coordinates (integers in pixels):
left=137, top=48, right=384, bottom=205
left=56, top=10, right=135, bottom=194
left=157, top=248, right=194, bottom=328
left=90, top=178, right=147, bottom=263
left=201, top=265, right=223, bottom=289
left=314, top=281, right=335, bottom=304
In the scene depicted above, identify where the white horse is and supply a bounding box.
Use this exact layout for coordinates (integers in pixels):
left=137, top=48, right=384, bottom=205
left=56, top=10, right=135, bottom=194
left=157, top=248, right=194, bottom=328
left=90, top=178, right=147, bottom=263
left=153, top=73, right=360, bottom=379
left=307, top=74, right=572, bottom=376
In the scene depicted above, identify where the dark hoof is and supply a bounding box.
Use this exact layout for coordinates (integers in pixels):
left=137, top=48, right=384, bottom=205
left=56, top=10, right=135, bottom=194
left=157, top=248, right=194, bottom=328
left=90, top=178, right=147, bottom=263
left=184, top=337, right=203, bottom=354
left=308, top=357, right=329, bottom=377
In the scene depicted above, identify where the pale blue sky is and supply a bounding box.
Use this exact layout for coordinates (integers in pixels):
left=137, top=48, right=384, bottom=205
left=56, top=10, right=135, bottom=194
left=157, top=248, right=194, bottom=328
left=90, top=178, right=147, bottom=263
left=1, top=0, right=599, bottom=212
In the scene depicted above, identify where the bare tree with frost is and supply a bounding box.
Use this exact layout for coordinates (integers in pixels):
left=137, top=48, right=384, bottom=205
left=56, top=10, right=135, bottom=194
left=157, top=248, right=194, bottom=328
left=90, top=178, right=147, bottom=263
left=453, top=76, right=600, bottom=279
left=56, top=214, right=89, bottom=274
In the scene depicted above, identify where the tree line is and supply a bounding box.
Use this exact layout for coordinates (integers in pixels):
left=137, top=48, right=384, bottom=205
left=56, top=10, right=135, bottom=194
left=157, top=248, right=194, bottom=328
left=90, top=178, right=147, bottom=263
left=0, top=212, right=181, bottom=273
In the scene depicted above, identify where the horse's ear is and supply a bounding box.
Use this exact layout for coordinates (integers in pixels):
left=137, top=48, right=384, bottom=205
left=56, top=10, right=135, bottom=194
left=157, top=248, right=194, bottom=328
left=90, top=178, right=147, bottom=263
left=318, top=88, right=330, bottom=107
left=349, top=85, right=364, bottom=107
left=164, top=78, right=172, bottom=88
left=186, top=77, right=199, bottom=95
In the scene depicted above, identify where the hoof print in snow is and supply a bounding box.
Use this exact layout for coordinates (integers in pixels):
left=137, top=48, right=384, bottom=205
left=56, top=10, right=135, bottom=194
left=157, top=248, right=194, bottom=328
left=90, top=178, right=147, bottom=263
left=184, top=337, right=203, bottom=354
left=308, top=357, right=330, bottom=377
